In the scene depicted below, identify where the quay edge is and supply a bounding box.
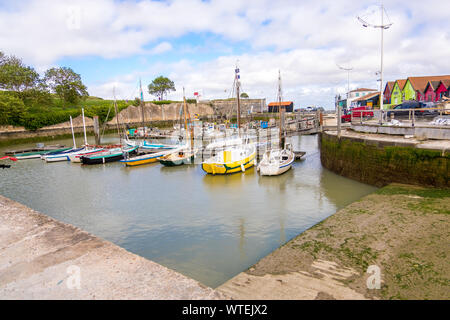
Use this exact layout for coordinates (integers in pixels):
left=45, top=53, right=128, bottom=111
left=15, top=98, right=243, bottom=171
left=0, top=195, right=226, bottom=300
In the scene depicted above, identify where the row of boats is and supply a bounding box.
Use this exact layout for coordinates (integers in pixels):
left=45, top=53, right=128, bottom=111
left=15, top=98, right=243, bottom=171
left=7, top=136, right=296, bottom=176
left=4, top=67, right=298, bottom=176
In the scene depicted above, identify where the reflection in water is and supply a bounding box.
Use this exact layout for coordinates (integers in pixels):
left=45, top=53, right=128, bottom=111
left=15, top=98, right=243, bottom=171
left=0, top=134, right=377, bottom=288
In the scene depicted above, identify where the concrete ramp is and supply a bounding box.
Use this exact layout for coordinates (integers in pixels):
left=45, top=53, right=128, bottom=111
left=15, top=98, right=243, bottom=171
left=0, top=195, right=225, bottom=300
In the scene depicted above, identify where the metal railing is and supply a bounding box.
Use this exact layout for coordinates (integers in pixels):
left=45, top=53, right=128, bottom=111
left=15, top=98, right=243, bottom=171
left=348, top=105, right=449, bottom=127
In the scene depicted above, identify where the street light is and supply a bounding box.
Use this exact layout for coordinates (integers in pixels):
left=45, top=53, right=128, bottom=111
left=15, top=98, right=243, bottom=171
left=337, top=63, right=353, bottom=101
left=357, top=3, right=392, bottom=121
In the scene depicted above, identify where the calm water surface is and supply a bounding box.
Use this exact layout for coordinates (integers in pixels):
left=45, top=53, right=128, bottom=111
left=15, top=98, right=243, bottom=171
left=0, top=134, right=377, bottom=287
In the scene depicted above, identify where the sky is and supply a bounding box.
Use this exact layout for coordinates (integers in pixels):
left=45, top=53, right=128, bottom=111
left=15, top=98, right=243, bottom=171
left=1, top=0, right=450, bottom=109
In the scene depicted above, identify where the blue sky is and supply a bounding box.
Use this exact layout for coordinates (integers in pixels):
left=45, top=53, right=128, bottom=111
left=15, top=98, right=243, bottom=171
left=1, top=0, right=450, bottom=109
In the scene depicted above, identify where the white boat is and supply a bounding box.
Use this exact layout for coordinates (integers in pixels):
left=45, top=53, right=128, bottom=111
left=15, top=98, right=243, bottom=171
left=257, top=143, right=294, bottom=176
left=257, top=70, right=295, bottom=176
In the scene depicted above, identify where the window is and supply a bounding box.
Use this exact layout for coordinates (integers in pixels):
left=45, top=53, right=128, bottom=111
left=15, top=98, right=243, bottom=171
left=356, top=93, right=359, bottom=97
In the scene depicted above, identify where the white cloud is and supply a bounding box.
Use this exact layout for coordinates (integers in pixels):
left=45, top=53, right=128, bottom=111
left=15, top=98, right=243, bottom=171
left=1, top=0, right=450, bottom=109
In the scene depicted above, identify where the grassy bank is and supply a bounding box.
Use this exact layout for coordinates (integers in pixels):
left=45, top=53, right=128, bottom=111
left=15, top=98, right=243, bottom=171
left=219, top=184, right=449, bottom=300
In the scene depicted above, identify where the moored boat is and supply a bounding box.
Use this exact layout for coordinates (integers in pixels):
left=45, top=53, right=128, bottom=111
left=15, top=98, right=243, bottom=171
left=257, top=144, right=294, bottom=176
left=159, top=148, right=196, bottom=166
left=119, top=148, right=174, bottom=166
left=202, top=143, right=256, bottom=174
left=13, top=148, right=71, bottom=160
left=80, top=146, right=138, bottom=165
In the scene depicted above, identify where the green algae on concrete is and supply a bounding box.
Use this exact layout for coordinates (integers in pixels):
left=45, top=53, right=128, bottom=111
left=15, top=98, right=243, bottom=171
left=218, top=184, right=450, bottom=300
left=320, top=132, right=449, bottom=187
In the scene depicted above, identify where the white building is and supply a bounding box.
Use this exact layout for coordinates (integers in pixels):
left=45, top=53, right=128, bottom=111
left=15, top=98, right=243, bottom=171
left=347, top=88, right=377, bottom=108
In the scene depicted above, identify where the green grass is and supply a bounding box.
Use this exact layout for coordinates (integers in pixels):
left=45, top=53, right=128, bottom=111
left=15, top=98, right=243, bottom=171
left=376, top=185, right=450, bottom=199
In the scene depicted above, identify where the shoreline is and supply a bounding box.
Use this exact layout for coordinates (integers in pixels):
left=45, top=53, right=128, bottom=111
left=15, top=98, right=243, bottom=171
left=218, top=183, right=449, bottom=300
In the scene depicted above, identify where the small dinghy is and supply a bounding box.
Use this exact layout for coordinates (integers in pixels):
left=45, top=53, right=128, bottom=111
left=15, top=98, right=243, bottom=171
left=159, top=148, right=196, bottom=166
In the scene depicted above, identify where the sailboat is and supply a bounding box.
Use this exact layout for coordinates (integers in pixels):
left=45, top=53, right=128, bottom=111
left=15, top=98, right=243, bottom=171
left=158, top=88, right=196, bottom=166
left=80, top=89, right=138, bottom=165
left=41, top=115, right=84, bottom=162
left=257, top=70, right=295, bottom=176
left=201, top=66, right=256, bottom=175
left=44, top=109, right=103, bottom=162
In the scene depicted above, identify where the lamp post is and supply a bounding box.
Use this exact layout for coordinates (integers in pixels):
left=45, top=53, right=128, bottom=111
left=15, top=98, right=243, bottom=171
left=337, top=64, right=353, bottom=109
left=358, top=2, right=392, bottom=122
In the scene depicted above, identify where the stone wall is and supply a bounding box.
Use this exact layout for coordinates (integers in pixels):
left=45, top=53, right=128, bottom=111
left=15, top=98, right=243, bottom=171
left=320, top=132, right=449, bottom=187
left=208, top=99, right=266, bottom=117
left=107, top=102, right=215, bottom=125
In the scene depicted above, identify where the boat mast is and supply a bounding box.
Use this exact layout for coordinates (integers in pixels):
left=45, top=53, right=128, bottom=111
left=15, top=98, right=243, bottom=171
left=81, top=107, right=88, bottom=146
left=113, top=87, right=121, bottom=144
left=235, top=65, right=241, bottom=137
left=278, top=70, right=285, bottom=149
left=182, top=87, right=189, bottom=143
left=139, top=78, right=145, bottom=129
left=69, top=115, right=76, bottom=148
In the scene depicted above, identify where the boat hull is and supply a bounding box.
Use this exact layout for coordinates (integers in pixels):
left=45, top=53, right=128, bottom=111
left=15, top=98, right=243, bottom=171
left=202, top=150, right=256, bottom=175
left=81, top=153, right=124, bottom=164
left=259, top=161, right=293, bottom=176
left=81, top=147, right=138, bottom=165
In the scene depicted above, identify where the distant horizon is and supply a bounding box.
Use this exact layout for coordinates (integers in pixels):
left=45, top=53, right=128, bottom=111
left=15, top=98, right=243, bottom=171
left=1, top=0, right=449, bottom=110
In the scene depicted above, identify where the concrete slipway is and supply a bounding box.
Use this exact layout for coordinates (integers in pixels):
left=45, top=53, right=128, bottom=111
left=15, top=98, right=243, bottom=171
left=0, top=195, right=225, bottom=299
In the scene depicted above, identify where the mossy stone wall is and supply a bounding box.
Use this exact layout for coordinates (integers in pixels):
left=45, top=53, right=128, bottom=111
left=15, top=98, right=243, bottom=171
left=320, top=132, right=449, bottom=187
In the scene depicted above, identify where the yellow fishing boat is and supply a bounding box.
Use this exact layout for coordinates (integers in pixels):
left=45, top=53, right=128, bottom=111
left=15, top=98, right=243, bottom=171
left=120, top=148, right=176, bottom=166
left=202, top=143, right=256, bottom=174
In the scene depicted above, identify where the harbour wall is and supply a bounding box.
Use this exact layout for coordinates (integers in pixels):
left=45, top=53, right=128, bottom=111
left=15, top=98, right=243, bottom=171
left=0, top=195, right=225, bottom=299
left=319, top=131, right=449, bottom=188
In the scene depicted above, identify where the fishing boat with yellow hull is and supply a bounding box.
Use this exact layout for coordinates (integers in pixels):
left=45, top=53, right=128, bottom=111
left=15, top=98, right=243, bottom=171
left=120, top=148, right=175, bottom=166
left=202, top=143, right=256, bottom=175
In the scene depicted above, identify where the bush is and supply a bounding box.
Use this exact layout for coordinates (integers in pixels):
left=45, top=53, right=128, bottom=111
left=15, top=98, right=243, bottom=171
left=0, top=92, right=26, bottom=126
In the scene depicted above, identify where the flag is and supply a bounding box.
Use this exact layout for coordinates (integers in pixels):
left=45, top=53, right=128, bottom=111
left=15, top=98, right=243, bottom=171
left=194, top=92, right=199, bottom=96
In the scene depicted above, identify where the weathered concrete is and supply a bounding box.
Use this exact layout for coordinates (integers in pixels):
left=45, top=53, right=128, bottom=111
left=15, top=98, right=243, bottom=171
left=0, top=195, right=226, bottom=300
left=351, top=123, right=450, bottom=140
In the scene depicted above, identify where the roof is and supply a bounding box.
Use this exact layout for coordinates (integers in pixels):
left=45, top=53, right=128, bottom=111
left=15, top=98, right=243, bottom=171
left=407, top=75, right=450, bottom=93
left=353, top=92, right=380, bottom=102
left=268, top=101, right=294, bottom=107
left=396, top=79, right=407, bottom=90
left=439, top=79, right=450, bottom=89
left=349, top=88, right=377, bottom=93
left=384, top=81, right=395, bottom=93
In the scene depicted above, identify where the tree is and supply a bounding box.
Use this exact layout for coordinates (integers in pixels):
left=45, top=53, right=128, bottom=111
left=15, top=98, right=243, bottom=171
left=0, top=53, right=41, bottom=94
left=240, top=92, right=249, bottom=98
left=132, top=97, right=141, bottom=107
left=148, top=76, right=175, bottom=101
left=0, top=92, right=26, bottom=126
left=44, top=67, right=88, bottom=105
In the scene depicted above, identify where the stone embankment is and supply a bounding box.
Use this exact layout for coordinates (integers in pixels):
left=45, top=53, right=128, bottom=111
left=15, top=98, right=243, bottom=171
left=320, top=130, right=449, bottom=187
left=0, top=195, right=226, bottom=300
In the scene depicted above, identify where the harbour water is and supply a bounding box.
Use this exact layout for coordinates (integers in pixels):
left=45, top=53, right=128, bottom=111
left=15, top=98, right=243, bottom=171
left=0, top=134, right=377, bottom=288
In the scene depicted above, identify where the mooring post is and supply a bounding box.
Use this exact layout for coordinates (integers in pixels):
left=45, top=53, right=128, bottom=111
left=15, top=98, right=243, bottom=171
left=93, top=116, right=101, bottom=145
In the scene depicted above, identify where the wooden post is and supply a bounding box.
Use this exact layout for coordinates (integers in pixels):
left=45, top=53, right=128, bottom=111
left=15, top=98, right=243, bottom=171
left=93, top=116, right=101, bottom=145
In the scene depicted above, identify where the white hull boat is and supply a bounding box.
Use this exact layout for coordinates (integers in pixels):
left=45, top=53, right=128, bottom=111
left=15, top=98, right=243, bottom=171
left=257, top=143, right=294, bottom=176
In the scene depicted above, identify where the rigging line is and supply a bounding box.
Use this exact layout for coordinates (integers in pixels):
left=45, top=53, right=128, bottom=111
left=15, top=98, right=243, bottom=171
left=100, top=102, right=113, bottom=140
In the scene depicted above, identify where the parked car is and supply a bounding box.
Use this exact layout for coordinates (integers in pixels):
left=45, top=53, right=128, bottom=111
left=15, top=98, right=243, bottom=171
left=386, top=100, right=429, bottom=117
left=341, top=106, right=374, bottom=123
